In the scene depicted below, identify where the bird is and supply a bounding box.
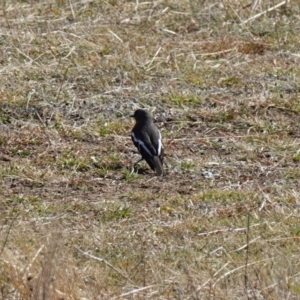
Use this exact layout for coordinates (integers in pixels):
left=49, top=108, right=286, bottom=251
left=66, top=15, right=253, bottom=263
left=131, top=109, right=164, bottom=176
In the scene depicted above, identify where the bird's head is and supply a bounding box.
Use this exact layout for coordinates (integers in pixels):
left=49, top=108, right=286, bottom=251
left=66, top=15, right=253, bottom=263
left=131, top=109, right=152, bottom=122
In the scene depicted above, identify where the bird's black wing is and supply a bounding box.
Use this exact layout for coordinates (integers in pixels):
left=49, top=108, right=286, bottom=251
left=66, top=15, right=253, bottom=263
left=131, top=131, right=157, bottom=170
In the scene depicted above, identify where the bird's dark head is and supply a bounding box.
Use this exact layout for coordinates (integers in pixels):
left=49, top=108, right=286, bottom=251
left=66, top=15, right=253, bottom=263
left=131, top=109, right=152, bottom=122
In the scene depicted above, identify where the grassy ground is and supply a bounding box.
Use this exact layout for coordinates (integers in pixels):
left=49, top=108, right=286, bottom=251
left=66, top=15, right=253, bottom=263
left=1, top=0, right=300, bottom=299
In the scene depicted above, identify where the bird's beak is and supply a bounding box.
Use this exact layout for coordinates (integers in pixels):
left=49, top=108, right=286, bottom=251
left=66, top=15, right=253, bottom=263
left=130, top=114, right=134, bottom=118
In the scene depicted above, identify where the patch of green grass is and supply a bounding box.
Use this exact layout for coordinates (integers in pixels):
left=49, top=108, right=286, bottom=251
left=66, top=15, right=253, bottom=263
left=106, top=154, right=124, bottom=170
left=211, top=111, right=235, bottom=122
left=27, top=196, right=41, bottom=203
left=59, top=152, right=90, bottom=172
left=290, top=225, right=300, bottom=236
left=94, top=120, right=130, bottom=137
left=0, top=113, right=11, bottom=124
left=184, top=71, right=208, bottom=88
left=11, top=149, right=31, bottom=157
left=196, top=189, right=251, bottom=205
left=101, top=206, right=131, bottom=222
left=4, top=196, right=55, bottom=217
left=121, top=168, right=139, bottom=182
left=292, top=151, right=300, bottom=162
left=281, top=96, right=300, bottom=113
left=92, top=154, right=124, bottom=175
left=242, top=120, right=284, bottom=135
left=290, top=284, right=300, bottom=296
left=0, top=164, right=21, bottom=178
left=180, top=160, right=196, bottom=172
left=5, top=195, right=24, bottom=205
left=219, top=76, right=242, bottom=88
left=162, top=93, right=201, bottom=108
left=283, top=169, right=300, bottom=179
left=124, top=191, right=158, bottom=202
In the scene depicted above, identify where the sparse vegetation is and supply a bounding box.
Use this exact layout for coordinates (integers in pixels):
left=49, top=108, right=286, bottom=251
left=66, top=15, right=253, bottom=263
left=1, top=0, right=300, bottom=299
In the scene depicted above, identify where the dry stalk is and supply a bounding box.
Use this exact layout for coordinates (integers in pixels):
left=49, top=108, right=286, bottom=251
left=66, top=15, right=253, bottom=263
left=243, top=0, right=290, bottom=24
left=74, top=246, right=131, bottom=282
left=244, top=212, right=250, bottom=299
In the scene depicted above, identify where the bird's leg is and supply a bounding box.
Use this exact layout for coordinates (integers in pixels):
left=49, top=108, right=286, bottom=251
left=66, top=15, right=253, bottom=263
left=134, top=158, right=144, bottom=168
left=131, top=158, right=143, bottom=173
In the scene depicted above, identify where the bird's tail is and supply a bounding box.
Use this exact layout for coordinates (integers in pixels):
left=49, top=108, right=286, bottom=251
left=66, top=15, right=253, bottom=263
left=153, top=156, right=164, bottom=176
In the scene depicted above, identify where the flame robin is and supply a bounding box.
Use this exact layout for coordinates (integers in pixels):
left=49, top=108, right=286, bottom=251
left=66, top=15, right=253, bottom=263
left=131, top=109, right=164, bottom=176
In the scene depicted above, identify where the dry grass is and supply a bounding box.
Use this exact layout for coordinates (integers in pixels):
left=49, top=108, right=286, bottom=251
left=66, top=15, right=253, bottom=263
left=1, top=0, right=300, bottom=299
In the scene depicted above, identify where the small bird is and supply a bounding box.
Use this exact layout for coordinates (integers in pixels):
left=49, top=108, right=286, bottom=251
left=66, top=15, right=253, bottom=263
left=131, top=109, right=164, bottom=176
